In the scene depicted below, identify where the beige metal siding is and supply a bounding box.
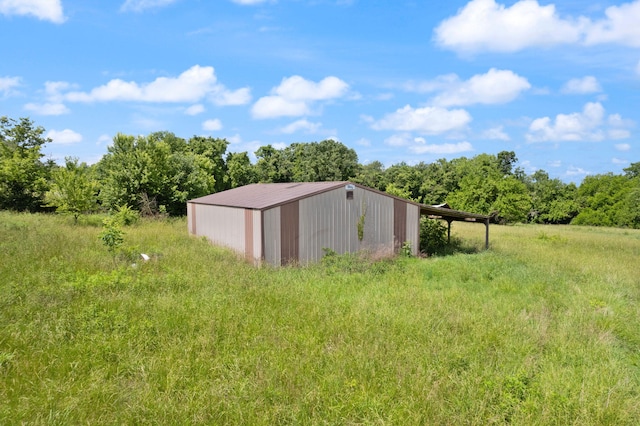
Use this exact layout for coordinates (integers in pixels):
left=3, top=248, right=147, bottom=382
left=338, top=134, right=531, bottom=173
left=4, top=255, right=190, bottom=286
left=244, top=209, right=254, bottom=261
left=187, top=202, right=196, bottom=235
left=406, top=204, right=420, bottom=256
left=251, top=210, right=262, bottom=265
left=298, top=187, right=357, bottom=263
left=263, top=207, right=281, bottom=266
left=194, top=204, right=246, bottom=254
left=298, top=186, right=396, bottom=264
left=358, top=188, right=395, bottom=257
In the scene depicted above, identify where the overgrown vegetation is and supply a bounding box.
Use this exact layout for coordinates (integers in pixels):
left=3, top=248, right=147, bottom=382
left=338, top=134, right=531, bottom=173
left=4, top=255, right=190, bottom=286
left=1, top=212, right=639, bottom=424
left=1, top=115, right=639, bottom=228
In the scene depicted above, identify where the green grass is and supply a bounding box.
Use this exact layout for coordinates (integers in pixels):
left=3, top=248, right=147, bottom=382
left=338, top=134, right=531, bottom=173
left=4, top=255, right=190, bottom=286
left=1, top=211, right=639, bottom=424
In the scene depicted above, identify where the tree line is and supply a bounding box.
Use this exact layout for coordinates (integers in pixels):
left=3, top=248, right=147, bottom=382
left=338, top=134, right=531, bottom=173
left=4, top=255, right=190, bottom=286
left=1, top=116, right=638, bottom=228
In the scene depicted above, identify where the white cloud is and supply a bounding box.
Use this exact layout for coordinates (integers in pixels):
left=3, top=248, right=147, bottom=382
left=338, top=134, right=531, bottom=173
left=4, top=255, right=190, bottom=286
left=434, top=0, right=584, bottom=53
left=252, top=96, right=310, bottom=119
left=636, top=60, right=640, bottom=75
left=0, top=0, right=65, bottom=23
left=371, top=105, right=471, bottom=134
left=608, top=129, right=631, bottom=139
left=44, top=81, right=75, bottom=101
left=120, top=0, right=177, bottom=12
left=97, top=134, right=112, bottom=146
left=561, top=76, right=601, bottom=94
left=185, top=104, right=205, bottom=115
left=615, top=143, right=631, bottom=151
left=481, top=125, right=510, bottom=141
left=202, top=119, right=223, bottom=131
left=231, top=0, right=270, bottom=4
left=212, top=87, right=251, bottom=106
left=24, top=102, right=69, bottom=115
left=0, top=76, right=20, bottom=96
left=584, top=1, right=640, bottom=47
left=526, top=102, right=622, bottom=142
left=384, top=133, right=412, bottom=147
left=273, top=75, right=348, bottom=101
left=355, top=138, right=371, bottom=147
left=429, top=68, right=530, bottom=107
left=251, top=75, right=349, bottom=119
left=612, top=157, right=629, bottom=165
left=46, top=129, right=82, bottom=144
left=64, top=65, right=251, bottom=106
left=435, top=0, right=640, bottom=53
left=409, top=141, right=474, bottom=155
left=279, top=119, right=321, bottom=134
left=566, top=166, right=590, bottom=176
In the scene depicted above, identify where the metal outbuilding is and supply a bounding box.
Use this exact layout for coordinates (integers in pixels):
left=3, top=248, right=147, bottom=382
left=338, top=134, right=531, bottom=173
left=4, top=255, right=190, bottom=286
left=187, top=182, right=489, bottom=266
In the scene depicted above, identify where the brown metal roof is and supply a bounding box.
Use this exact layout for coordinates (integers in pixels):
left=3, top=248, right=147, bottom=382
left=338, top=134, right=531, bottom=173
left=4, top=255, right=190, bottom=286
left=188, top=181, right=349, bottom=210
left=189, top=181, right=490, bottom=249
left=189, top=181, right=490, bottom=223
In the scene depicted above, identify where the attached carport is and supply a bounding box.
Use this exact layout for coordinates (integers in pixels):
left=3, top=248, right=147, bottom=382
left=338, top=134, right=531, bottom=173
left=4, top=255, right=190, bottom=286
left=419, top=203, right=491, bottom=249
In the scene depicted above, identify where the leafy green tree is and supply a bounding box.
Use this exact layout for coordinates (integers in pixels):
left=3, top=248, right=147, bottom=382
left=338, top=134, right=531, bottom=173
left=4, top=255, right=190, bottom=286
left=492, top=176, right=532, bottom=223
left=0, top=117, right=52, bottom=211
left=572, top=173, right=634, bottom=227
left=384, top=182, right=416, bottom=201
left=353, top=160, right=385, bottom=190
left=255, top=139, right=358, bottom=183
left=527, top=170, right=579, bottom=224
left=419, top=159, right=457, bottom=205
left=254, top=145, right=293, bottom=183
left=225, top=151, right=257, bottom=189
left=97, top=132, right=218, bottom=216
left=623, top=162, right=640, bottom=179
left=497, top=150, right=518, bottom=175
left=447, top=154, right=531, bottom=223
left=45, top=157, right=98, bottom=222
left=187, top=136, right=229, bottom=192
left=381, top=162, right=426, bottom=203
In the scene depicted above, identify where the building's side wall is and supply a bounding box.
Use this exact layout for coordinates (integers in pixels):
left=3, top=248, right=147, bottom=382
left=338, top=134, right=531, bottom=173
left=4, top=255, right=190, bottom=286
left=263, top=207, right=281, bottom=266
left=359, top=188, right=395, bottom=255
left=297, top=186, right=395, bottom=264
left=190, top=203, right=246, bottom=254
left=406, top=203, right=420, bottom=256
left=393, top=199, right=407, bottom=251
left=187, top=202, right=196, bottom=235
left=251, top=209, right=262, bottom=265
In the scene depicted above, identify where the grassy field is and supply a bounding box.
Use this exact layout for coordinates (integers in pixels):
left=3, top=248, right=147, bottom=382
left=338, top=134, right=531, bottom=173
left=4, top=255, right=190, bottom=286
left=1, top=211, right=639, bottom=425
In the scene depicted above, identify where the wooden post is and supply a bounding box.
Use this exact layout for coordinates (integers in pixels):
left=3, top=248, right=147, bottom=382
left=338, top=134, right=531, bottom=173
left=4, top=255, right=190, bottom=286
left=447, top=219, right=452, bottom=244
left=485, top=218, right=490, bottom=249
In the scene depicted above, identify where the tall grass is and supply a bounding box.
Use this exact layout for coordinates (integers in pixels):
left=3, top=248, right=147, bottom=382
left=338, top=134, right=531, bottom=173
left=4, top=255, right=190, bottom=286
left=1, top=212, right=639, bottom=424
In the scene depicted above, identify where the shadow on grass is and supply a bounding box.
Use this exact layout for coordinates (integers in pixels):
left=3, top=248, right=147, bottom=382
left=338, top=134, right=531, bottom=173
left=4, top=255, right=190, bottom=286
left=425, top=237, right=484, bottom=257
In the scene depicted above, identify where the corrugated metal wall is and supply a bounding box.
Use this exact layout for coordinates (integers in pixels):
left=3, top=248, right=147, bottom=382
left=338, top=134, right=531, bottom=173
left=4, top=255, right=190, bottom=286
left=406, top=204, right=420, bottom=256
left=191, top=203, right=247, bottom=254
left=297, top=186, right=397, bottom=264
left=263, top=207, right=281, bottom=266
left=280, top=201, right=299, bottom=265
left=250, top=210, right=262, bottom=264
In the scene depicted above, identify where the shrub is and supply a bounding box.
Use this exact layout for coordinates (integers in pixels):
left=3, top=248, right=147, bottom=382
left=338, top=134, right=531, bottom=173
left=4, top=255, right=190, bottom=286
left=113, top=204, right=139, bottom=226
left=420, top=217, right=447, bottom=255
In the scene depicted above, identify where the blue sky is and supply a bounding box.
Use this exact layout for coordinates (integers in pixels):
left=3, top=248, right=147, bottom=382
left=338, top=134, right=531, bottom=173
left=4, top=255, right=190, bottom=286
left=1, top=0, right=639, bottom=182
